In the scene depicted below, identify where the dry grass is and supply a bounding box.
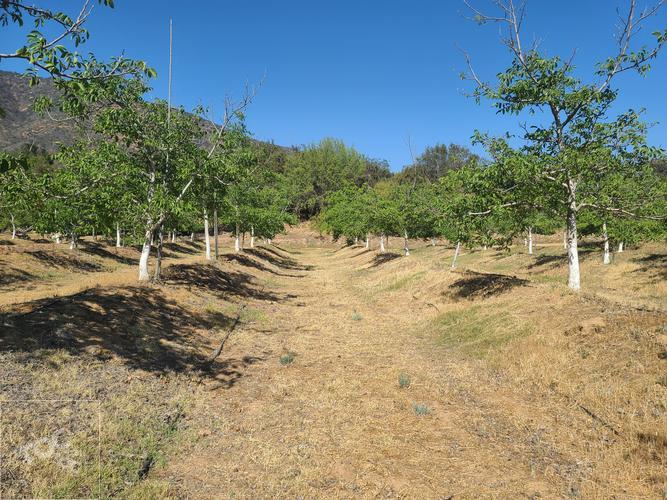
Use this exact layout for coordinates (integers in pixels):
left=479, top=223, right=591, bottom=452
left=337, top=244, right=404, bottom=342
left=1, top=227, right=665, bottom=498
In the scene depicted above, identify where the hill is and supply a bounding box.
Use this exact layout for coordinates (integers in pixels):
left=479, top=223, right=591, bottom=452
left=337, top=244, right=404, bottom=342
left=0, top=70, right=291, bottom=154
left=0, top=70, right=77, bottom=152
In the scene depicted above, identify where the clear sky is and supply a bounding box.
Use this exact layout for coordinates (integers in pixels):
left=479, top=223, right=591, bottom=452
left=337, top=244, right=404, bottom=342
left=2, top=0, right=666, bottom=170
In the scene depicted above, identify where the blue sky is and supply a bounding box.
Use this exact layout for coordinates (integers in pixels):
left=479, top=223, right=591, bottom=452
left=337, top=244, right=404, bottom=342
left=2, top=0, right=666, bottom=170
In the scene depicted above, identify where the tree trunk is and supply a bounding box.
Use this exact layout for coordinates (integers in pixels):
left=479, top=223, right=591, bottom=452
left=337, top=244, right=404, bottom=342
left=563, top=230, right=567, bottom=250
left=154, top=226, right=164, bottom=281
left=92, top=227, right=96, bottom=241
left=365, top=234, right=370, bottom=249
left=431, top=237, right=436, bottom=247
left=10, top=213, right=16, bottom=240
left=602, top=221, right=611, bottom=265
left=379, top=234, right=386, bottom=253
left=451, top=241, right=461, bottom=270
left=250, top=225, right=255, bottom=248
left=171, top=231, right=176, bottom=243
left=116, top=222, right=122, bottom=248
left=267, top=238, right=272, bottom=245
left=69, top=232, right=77, bottom=250
left=234, top=223, right=241, bottom=253
left=528, top=226, right=533, bottom=255
left=214, top=208, right=219, bottom=260
left=190, top=232, right=194, bottom=242
left=566, top=196, right=581, bottom=291
left=403, top=230, right=410, bottom=256
left=618, top=241, right=624, bottom=253
left=138, top=229, right=152, bottom=281
left=204, top=211, right=212, bottom=260
left=55, top=234, right=61, bottom=244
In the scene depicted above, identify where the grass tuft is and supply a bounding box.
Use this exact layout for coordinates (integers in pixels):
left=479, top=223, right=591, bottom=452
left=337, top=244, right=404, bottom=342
left=351, top=311, right=363, bottom=321
left=413, top=403, right=429, bottom=416
left=279, top=352, right=296, bottom=365
left=398, top=373, right=411, bottom=389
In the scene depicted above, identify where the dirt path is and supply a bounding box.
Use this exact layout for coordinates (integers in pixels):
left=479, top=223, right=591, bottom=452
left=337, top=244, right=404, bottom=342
left=164, top=245, right=566, bottom=498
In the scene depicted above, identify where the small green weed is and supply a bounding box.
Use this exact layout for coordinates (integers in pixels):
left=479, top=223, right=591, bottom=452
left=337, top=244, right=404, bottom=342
left=280, top=352, right=296, bottom=365
left=413, top=403, right=429, bottom=416
left=398, top=373, right=411, bottom=389
left=351, top=311, right=363, bottom=321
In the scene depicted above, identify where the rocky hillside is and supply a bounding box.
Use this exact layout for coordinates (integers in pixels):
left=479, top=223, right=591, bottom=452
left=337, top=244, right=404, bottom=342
left=0, top=70, right=78, bottom=152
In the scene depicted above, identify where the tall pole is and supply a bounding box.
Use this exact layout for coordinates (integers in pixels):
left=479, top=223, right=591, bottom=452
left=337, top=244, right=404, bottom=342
left=214, top=192, right=219, bottom=260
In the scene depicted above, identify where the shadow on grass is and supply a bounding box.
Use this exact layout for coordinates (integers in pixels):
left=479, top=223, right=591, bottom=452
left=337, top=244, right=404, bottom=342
left=271, top=243, right=301, bottom=255
left=0, top=239, right=15, bottom=246
left=79, top=241, right=137, bottom=266
left=367, top=252, right=402, bottom=268
left=528, top=246, right=597, bottom=269
left=1, top=284, right=265, bottom=389
left=448, top=270, right=529, bottom=300
left=28, top=250, right=104, bottom=272
left=632, top=253, right=667, bottom=280
left=245, top=247, right=313, bottom=271
left=164, top=263, right=284, bottom=302
left=0, top=266, right=37, bottom=288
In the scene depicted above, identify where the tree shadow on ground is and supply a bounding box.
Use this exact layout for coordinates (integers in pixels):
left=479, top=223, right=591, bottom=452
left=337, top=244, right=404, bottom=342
left=0, top=266, right=37, bottom=288
left=164, top=242, right=200, bottom=255
left=163, top=263, right=284, bottom=302
left=632, top=253, right=667, bottom=280
left=528, top=246, right=597, bottom=269
left=0, top=285, right=264, bottom=388
left=28, top=250, right=104, bottom=272
left=271, top=243, right=301, bottom=255
left=224, top=253, right=306, bottom=278
left=245, top=247, right=313, bottom=271
left=349, top=248, right=372, bottom=259
left=79, top=241, right=137, bottom=266
left=448, top=270, right=530, bottom=300
left=0, top=239, right=15, bottom=246
left=367, top=252, right=402, bottom=268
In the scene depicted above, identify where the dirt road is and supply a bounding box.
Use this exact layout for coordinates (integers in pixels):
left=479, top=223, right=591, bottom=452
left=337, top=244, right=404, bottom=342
left=165, top=244, right=566, bottom=498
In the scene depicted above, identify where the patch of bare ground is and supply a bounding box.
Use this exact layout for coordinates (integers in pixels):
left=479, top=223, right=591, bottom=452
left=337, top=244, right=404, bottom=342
left=1, top=227, right=665, bottom=498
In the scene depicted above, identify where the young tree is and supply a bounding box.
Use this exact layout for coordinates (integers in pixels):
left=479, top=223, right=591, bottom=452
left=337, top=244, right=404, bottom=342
left=462, top=0, right=667, bottom=290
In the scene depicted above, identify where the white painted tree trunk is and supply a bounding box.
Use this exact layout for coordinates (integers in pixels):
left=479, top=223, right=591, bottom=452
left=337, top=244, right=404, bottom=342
left=528, top=226, right=533, bottom=255
left=566, top=202, right=580, bottom=291
left=403, top=230, right=410, bottom=256
left=235, top=223, right=241, bottom=253
left=451, top=241, right=461, bottom=270
left=69, top=233, right=77, bottom=250
left=10, top=213, right=16, bottom=240
left=563, top=230, right=567, bottom=250
left=618, top=241, right=624, bottom=253
left=379, top=234, right=386, bottom=253
left=171, top=231, right=176, bottom=243
left=267, top=238, right=272, bottom=245
left=190, top=232, right=194, bottom=242
left=250, top=226, right=255, bottom=248
left=55, top=234, right=61, bottom=244
left=204, top=211, right=212, bottom=260
left=365, top=234, right=370, bottom=249
left=602, top=222, right=611, bottom=265
left=138, top=230, right=152, bottom=281
left=116, top=222, right=122, bottom=248
left=431, top=237, right=436, bottom=247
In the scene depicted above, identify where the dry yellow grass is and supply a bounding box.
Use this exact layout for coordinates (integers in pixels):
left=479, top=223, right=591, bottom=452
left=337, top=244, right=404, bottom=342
left=1, top=227, right=665, bottom=498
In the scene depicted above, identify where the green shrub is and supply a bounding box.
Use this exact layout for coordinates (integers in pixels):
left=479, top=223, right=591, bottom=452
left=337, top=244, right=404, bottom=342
left=413, top=403, right=429, bottom=416
left=398, top=373, right=411, bottom=389
left=279, top=352, right=296, bottom=365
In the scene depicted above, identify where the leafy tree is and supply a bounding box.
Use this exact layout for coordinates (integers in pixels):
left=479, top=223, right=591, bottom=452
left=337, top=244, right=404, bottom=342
left=399, top=143, right=478, bottom=183
left=462, top=0, right=667, bottom=290
left=285, top=138, right=369, bottom=218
